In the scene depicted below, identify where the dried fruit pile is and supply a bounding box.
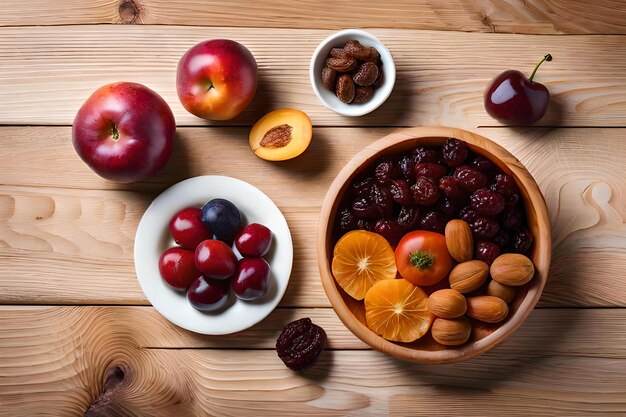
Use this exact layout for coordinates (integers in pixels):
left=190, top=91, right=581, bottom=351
left=322, top=39, right=384, bottom=104
left=331, top=138, right=537, bottom=346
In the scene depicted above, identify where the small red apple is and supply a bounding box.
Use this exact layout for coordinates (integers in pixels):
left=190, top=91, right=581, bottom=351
left=72, top=82, right=176, bottom=182
left=176, top=39, right=258, bottom=121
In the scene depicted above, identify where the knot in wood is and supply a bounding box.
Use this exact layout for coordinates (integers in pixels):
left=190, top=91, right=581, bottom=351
left=118, top=0, right=141, bottom=24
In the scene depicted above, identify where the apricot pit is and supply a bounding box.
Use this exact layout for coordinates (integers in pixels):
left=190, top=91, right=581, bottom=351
left=249, top=109, right=312, bottom=161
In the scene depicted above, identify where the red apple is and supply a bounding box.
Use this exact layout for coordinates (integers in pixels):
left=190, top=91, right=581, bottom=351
left=72, top=82, right=176, bottom=182
left=176, top=39, right=258, bottom=121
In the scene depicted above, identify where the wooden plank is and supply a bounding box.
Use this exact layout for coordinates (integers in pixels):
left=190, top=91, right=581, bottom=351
left=0, top=126, right=624, bottom=307
left=1, top=306, right=625, bottom=415
left=1, top=26, right=625, bottom=127
left=1, top=306, right=623, bottom=356
left=1, top=0, right=626, bottom=35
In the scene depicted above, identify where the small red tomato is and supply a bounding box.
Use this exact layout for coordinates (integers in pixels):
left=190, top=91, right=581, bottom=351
left=235, top=223, right=273, bottom=257
left=395, top=231, right=453, bottom=286
left=169, top=207, right=212, bottom=249
left=158, top=247, right=201, bottom=290
left=194, top=239, right=237, bottom=279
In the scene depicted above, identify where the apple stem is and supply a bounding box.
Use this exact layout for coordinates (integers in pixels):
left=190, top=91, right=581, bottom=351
left=205, top=81, right=213, bottom=91
left=111, top=125, right=120, bottom=141
left=529, top=54, right=552, bottom=81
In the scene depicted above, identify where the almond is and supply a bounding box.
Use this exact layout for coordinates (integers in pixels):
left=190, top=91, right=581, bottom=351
left=445, top=219, right=473, bottom=262
left=431, top=317, right=471, bottom=346
left=428, top=289, right=467, bottom=319
left=466, top=296, right=509, bottom=323
left=490, top=253, right=535, bottom=287
left=449, top=260, right=489, bottom=293
left=487, top=280, right=516, bottom=303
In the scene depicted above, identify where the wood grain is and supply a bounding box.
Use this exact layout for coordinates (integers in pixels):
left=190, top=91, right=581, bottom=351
left=1, top=306, right=625, bottom=416
left=2, top=0, right=626, bottom=35
left=1, top=26, right=626, bottom=127
left=1, top=126, right=624, bottom=307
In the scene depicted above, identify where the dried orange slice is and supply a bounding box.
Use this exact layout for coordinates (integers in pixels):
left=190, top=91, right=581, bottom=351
left=331, top=230, right=397, bottom=300
left=365, top=279, right=432, bottom=342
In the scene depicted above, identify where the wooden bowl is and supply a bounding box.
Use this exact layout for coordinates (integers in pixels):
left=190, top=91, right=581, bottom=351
left=317, top=126, right=551, bottom=363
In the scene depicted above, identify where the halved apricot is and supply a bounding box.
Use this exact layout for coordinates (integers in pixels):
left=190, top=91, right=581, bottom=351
left=249, top=109, right=312, bottom=161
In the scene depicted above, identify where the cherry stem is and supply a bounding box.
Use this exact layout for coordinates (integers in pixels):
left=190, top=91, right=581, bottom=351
left=529, top=54, right=552, bottom=81
left=409, top=250, right=435, bottom=269
left=111, top=125, right=120, bottom=141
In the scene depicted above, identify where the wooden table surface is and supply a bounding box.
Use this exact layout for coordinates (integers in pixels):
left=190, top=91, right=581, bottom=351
left=1, top=1, right=625, bottom=416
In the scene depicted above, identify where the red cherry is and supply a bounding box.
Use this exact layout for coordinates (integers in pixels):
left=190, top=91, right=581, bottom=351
left=169, top=207, right=212, bottom=250
left=158, top=247, right=201, bottom=290
left=235, top=223, right=273, bottom=257
left=231, top=257, right=270, bottom=301
left=194, top=240, right=237, bottom=279
left=187, top=276, right=230, bottom=311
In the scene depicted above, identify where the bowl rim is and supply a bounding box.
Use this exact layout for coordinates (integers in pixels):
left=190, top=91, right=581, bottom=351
left=309, top=28, right=396, bottom=117
left=317, top=126, right=551, bottom=363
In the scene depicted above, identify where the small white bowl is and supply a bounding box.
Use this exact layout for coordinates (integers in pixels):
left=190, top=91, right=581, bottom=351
left=134, top=175, right=293, bottom=335
left=310, top=29, right=396, bottom=117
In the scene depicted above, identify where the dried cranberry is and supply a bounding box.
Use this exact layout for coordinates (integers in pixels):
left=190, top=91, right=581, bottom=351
left=420, top=211, right=449, bottom=234
left=459, top=206, right=480, bottom=224
left=439, top=176, right=469, bottom=204
left=397, top=206, right=420, bottom=230
left=374, top=157, right=398, bottom=184
left=475, top=241, right=501, bottom=265
left=397, top=155, right=416, bottom=183
left=454, top=165, right=487, bottom=192
left=415, top=163, right=447, bottom=180
left=492, top=230, right=511, bottom=248
left=442, top=138, right=469, bottom=167
left=511, top=227, right=533, bottom=254
left=390, top=179, right=414, bottom=206
left=352, top=176, right=374, bottom=199
left=352, top=198, right=378, bottom=219
left=491, top=173, right=520, bottom=205
left=470, top=216, right=500, bottom=239
left=412, top=146, right=442, bottom=164
left=356, top=219, right=372, bottom=231
left=412, top=176, right=440, bottom=206
left=374, top=220, right=405, bottom=246
left=438, top=196, right=460, bottom=216
left=470, top=154, right=498, bottom=176
left=470, top=189, right=506, bottom=216
left=276, top=318, right=327, bottom=371
left=338, top=208, right=357, bottom=233
left=501, top=206, right=522, bottom=231
left=370, top=183, right=394, bottom=217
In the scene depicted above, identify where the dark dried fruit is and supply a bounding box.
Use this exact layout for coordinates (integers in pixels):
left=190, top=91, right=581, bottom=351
left=353, top=62, right=379, bottom=86
left=374, top=157, right=398, bottom=184
left=339, top=208, right=357, bottom=233
left=336, top=74, right=356, bottom=103
left=353, top=86, right=374, bottom=103
left=321, top=67, right=337, bottom=91
left=374, top=220, right=404, bottom=246
left=442, top=138, right=468, bottom=167
left=372, top=67, right=384, bottom=88
left=493, top=230, right=511, bottom=248
left=412, top=176, right=440, bottom=206
left=470, top=189, right=506, bottom=216
left=470, top=154, right=498, bottom=176
left=501, top=206, right=522, bottom=231
left=470, top=216, right=500, bottom=239
left=276, top=317, right=327, bottom=371
left=352, top=198, right=378, bottom=219
left=459, top=206, right=480, bottom=224
left=475, top=241, right=501, bottom=265
left=412, top=146, right=442, bottom=164
left=326, top=56, right=357, bottom=72
left=356, top=219, right=372, bottom=231
left=439, top=176, right=469, bottom=204
left=370, top=182, right=394, bottom=217
left=344, top=39, right=380, bottom=62
left=420, top=211, right=449, bottom=234
left=398, top=155, right=416, bottom=183
left=511, top=227, right=533, bottom=254
left=390, top=179, right=414, bottom=206
left=330, top=47, right=349, bottom=59
left=438, top=196, right=460, bottom=216
left=415, top=163, right=447, bottom=180
left=397, top=206, right=420, bottom=230
left=491, top=173, right=520, bottom=205
left=352, top=176, right=374, bottom=198
left=454, top=165, right=488, bottom=192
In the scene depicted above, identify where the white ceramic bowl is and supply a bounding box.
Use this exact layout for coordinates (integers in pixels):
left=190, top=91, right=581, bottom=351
left=310, top=29, right=396, bottom=117
left=134, top=175, right=293, bottom=335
